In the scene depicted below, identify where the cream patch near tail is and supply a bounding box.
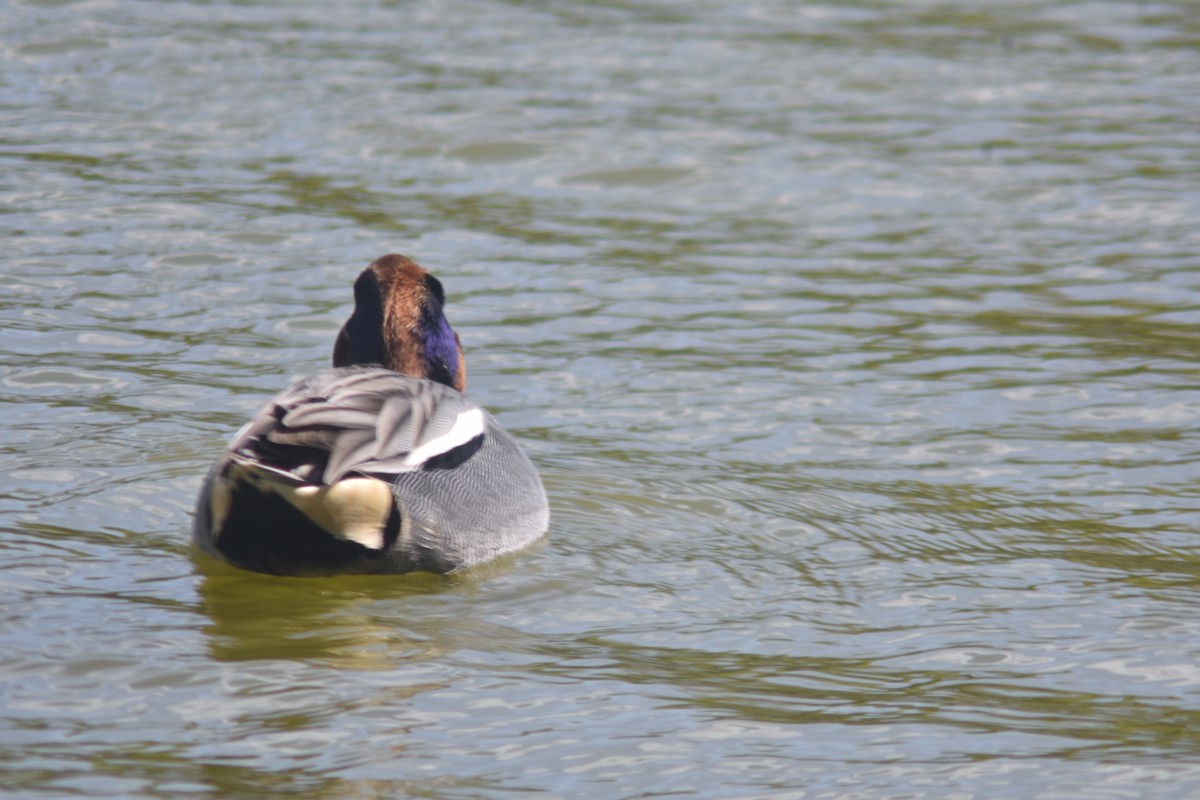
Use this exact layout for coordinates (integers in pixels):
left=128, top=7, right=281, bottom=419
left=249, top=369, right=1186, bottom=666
left=215, top=460, right=394, bottom=550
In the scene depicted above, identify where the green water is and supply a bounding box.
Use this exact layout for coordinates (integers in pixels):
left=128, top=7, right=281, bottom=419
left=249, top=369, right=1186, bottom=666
left=3, top=1, right=1200, bottom=797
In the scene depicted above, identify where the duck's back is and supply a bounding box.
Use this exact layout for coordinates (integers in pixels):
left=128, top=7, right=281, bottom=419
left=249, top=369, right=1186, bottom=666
left=388, top=411, right=548, bottom=573
left=193, top=366, right=548, bottom=576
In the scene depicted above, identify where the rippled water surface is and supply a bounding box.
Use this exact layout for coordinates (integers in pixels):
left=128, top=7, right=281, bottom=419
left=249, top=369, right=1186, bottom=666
left=3, top=0, right=1200, bottom=797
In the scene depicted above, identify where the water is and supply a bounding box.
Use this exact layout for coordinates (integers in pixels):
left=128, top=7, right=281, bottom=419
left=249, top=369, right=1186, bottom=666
left=3, top=0, right=1200, bottom=797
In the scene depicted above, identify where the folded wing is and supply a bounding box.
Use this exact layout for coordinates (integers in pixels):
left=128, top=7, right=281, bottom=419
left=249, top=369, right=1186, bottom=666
left=230, top=366, right=486, bottom=486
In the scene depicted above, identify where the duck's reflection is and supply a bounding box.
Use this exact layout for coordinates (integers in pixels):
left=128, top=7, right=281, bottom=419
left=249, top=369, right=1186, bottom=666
left=194, top=548, right=519, bottom=668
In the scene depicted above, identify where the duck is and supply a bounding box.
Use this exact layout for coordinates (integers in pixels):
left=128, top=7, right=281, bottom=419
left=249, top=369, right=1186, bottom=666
left=192, top=254, right=550, bottom=576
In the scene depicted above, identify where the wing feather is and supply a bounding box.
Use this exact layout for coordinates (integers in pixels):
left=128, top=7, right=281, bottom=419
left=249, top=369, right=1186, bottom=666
left=231, top=366, right=486, bottom=486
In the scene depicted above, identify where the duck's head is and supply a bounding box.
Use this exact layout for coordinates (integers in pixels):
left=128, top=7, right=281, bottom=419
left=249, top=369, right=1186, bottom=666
left=332, top=254, right=466, bottom=392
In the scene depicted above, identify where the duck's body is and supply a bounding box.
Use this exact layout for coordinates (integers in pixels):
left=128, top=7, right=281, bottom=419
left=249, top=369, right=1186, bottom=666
left=192, top=255, right=549, bottom=576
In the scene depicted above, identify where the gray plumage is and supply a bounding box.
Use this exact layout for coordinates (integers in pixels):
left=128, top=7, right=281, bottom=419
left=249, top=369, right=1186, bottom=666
left=193, top=366, right=550, bottom=576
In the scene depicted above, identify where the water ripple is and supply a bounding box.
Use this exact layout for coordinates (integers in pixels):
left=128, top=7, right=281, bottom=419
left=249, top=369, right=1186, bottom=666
left=3, top=0, right=1200, bottom=797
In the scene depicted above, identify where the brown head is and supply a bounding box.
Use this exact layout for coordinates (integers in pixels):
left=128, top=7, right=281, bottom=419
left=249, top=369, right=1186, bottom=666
left=332, top=255, right=467, bottom=392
